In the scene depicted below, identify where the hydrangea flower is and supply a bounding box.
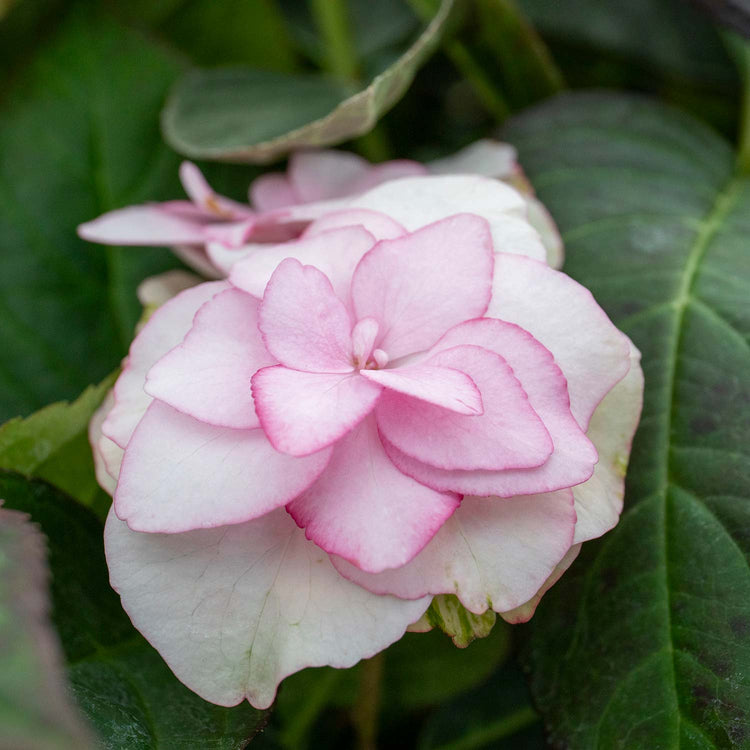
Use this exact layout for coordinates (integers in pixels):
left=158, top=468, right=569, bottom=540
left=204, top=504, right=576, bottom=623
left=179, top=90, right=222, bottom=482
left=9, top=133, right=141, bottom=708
left=78, top=142, right=562, bottom=277
left=90, top=174, right=643, bottom=709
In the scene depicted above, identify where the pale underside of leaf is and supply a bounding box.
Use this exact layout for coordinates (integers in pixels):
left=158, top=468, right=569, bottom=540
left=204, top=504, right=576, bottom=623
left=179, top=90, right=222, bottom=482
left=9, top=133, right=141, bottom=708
left=161, top=0, right=455, bottom=163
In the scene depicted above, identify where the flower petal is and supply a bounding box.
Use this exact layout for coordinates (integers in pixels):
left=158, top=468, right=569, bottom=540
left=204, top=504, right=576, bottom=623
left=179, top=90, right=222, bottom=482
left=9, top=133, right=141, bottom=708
left=499, top=543, right=581, bottom=624
left=114, top=401, right=331, bottom=532
left=351, top=215, right=494, bottom=359
left=89, top=390, right=121, bottom=495
left=179, top=162, right=253, bottom=219
left=377, top=345, right=552, bottom=471
left=289, top=149, right=373, bottom=202
left=287, top=417, right=460, bottom=573
left=350, top=174, right=547, bottom=262
left=105, top=508, right=429, bottom=709
left=145, top=289, right=273, bottom=429
left=249, top=172, right=298, bottom=211
left=360, top=364, right=483, bottom=415
left=428, top=139, right=518, bottom=178
left=572, top=339, right=643, bottom=543
left=383, top=318, right=598, bottom=497
left=229, top=226, right=376, bottom=304
left=489, top=254, right=631, bottom=429
left=78, top=204, right=209, bottom=246
left=259, top=258, right=353, bottom=372
left=333, top=490, right=576, bottom=614
left=103, top=281, right=229, bottom=449
left=252, top=367, right=382, bottom=456
left=302, top=209, right=406, bottom=242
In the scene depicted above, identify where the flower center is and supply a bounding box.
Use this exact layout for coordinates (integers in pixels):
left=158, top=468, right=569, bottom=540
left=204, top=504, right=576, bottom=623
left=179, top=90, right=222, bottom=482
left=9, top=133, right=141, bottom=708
left=351, top=317, right=388, bottom=370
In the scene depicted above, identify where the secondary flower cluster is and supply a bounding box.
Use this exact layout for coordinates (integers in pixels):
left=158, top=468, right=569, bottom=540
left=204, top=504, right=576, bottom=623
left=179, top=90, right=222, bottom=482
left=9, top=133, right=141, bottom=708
left=86, top=146, right=642, bottom=710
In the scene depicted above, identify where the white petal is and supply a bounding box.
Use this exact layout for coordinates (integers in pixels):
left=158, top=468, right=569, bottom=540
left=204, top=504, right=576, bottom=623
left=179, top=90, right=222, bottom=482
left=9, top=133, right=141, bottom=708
left=105, top=509, right=429, bottom=709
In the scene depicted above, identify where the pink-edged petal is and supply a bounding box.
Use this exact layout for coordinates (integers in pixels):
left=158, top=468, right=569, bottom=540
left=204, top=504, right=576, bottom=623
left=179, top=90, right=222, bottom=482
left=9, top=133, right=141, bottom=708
left=249, top=172, right=298, bottom=211
left=349, top=174, right=547, bottom=262
left=287, top=417, right=460, bottom=573
left=103, top=281, right=229, bottom=449
left=114, top=401, right=330, bottom=532
left=252, top=367, right=382, bottom=456
left=105, top=508, right=429, bottom=709
left=204, top=218, right=257, bottom=248
left=377, top=345, right=552, bottom=471
left=361, top=364, right=482, bottom=415
left=347, top=159, right=428, bottom=193
left=333, top=490, right=576, bottom=614
left=351, top=215, right=494, bottom=359
left=78, top=204, right=208, bottom=246
left=572, top=340, right=643, bottom=543
left=229, top=226, right=376, bottom=303
left=259, top=258, right=353, bottom=372
left=489, top=254, right=631, bottom=429
left=289, top=149, right=373, bottom=202
left=386, top=318, right=597, bottom=497
left=145, top=289, right=273, bottom=429
left=180, top=161, right=254, bottom=219
left=428, top=139, right=518, bottom=178
left=302, top=208, right=406, bottom=242
left=500, top=543, right=581, bottom=624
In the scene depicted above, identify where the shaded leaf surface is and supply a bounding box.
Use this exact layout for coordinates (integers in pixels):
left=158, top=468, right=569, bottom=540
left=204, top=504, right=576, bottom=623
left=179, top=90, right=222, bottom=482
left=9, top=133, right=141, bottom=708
left=0, top=506, right=97, bottom=750
left=691, top=0, right=750, bottom=37
left=0, top=7, right=185, bottom=421
left=0, top=374, right=114, bottom=515
left=162, top=0, right=454, bottom=162
left=0, top=471, right=268, bottom=749
left=505, top=92, right=750, bottom=747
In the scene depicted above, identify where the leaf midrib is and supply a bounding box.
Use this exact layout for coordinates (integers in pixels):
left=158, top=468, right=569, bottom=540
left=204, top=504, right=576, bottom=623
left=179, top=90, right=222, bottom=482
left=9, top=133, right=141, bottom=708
left=592, top=171, right=746, bottom=746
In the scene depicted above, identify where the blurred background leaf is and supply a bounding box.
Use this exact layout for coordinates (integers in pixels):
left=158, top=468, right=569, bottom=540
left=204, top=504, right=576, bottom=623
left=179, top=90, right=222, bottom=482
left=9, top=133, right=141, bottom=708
left=0, top=471, right=269, bottom=748
left=689, top=0, right=750, bottom=37
left=0, top=506, right=98, bottom=750
left=505, top=91, right=750, bottom=748
left=161, top=0, right=455, bottom=162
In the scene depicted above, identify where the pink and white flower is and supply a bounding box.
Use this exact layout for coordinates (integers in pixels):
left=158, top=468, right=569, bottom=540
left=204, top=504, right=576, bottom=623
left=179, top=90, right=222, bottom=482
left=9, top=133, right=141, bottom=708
left=90, top=172, right=642, bottom=710
left=78, top=142, right=563, bottom=277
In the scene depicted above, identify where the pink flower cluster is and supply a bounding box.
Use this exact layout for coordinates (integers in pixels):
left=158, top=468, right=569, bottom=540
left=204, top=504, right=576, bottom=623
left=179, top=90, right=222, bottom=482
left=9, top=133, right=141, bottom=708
left=87, top=148, right=642, bottom=710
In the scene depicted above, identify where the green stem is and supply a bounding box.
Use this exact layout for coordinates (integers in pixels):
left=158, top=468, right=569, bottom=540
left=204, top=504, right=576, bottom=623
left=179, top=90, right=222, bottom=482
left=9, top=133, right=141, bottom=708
left=310, top=0, right=360, bottom=81
left=407, top=0, right=511, bottom=122
left=351, top=653, right=384, bottom=750
left=310, top=0, right=392, bottom=161
left=432, top=705, right=539, bottom=750
left=735, top=38, right=750, bottom=174
left=444, top=40, right=511, bottom=122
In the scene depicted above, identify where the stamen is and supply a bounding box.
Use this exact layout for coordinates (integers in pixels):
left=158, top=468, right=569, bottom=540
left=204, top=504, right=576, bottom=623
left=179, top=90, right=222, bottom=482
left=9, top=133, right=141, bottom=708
left=351, top=318, right=380, bottom=368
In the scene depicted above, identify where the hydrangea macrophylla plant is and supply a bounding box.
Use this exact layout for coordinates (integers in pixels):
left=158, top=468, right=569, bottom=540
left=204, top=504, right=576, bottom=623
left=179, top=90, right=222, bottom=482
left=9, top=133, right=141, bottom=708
left=77, top=141, right=563, bottom=277
left=89, top=174, right=643, bottom=710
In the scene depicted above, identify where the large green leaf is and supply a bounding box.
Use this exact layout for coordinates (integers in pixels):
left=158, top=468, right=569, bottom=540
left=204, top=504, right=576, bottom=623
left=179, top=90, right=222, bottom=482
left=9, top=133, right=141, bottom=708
left=161, top=0, right=454, bottom=163
left=0, top=374, right=114, bottom=515
left=0, top=506, right=97, bottom=749
left=516, top=0, right=739, bottom=134
left=0, top=6, right=187, bottom=422
left=505, top=92, right=750, bottom=747
left=0, top=471, right=268, bottom=748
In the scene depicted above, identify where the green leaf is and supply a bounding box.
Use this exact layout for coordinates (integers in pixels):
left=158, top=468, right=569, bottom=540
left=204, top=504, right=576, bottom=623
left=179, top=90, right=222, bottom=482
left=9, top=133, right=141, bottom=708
left=505, top=92, right=750, bottom=748
left=0, top=374, right=115, bottom=514
left=0, top=506, right=98, bottom=749
left=124, top=0, right=299, bottom=70
left=0, top=6, right=186, bottom=422
left=516, top=0, right=739, bottom=133
left=0, top=470, right=268, bottom=748
left=417, top=663, right=541, bottom=750
left=161, top=0, right=455, bottom=163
